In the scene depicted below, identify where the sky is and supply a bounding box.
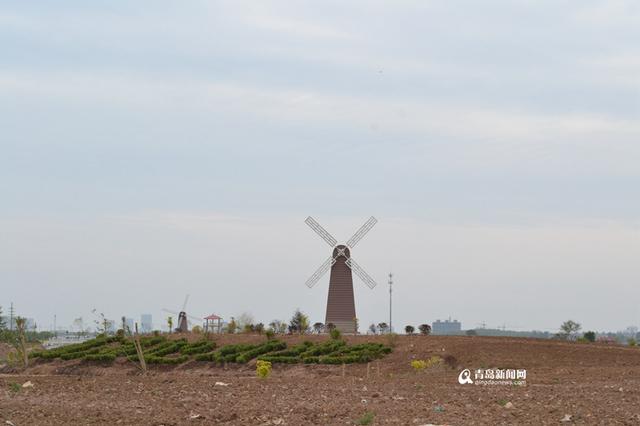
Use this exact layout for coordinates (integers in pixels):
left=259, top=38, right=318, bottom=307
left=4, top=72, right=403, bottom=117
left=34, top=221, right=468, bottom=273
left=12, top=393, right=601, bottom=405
left=1, top=1, right=639, bottom=333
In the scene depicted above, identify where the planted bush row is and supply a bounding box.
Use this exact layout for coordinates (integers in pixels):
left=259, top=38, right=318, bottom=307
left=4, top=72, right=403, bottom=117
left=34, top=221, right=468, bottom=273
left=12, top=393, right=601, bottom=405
left=33, top=336, right=393, bottom=366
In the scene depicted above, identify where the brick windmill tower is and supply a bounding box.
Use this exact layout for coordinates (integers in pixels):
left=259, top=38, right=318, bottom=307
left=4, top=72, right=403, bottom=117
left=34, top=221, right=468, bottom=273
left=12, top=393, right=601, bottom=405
left=304, top=216, right=378, bottom=334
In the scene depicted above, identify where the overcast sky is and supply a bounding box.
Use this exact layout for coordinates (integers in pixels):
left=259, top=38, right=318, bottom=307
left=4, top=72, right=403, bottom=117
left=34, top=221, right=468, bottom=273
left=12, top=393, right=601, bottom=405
left=1, top=1, right=639, bottom=333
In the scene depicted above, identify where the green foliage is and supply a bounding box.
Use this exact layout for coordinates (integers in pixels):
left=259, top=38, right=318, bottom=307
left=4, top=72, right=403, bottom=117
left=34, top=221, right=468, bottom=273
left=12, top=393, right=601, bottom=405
left=256, top=360, right=272, bottom=378
left=147, top=339, right=187, bottom=356
left=583, top=331, right=596, bottom=342
left=226, top=318, right=238, bottom=334
left=288, top=309, right=310, bottom=334
left=235, top=341, right=287, bottom=363
left=259, top=355, right=300, bottom=364
left=219, top=343, right=258, bottom=356
left=181, top=340, right=216, bottom=355
left=265, top=329, right=275, bottom=340
left=356, top=411, right=375, bottom=425
left=31, top=334, right=393, bottom=367
left=558, top=320, right=582, bottom=340
left=418, top=324, right=432, bottom=335
left=405, top=325, right=415, bottom=335
left=628, top=338, right=637, bottom=347
left=146, top=355, right=189, bottom=365
left=8, top=382, right=21, bottom=393
left=329, top=328, right=342, bottom=340
left=301, top=340, right=346, bottom=357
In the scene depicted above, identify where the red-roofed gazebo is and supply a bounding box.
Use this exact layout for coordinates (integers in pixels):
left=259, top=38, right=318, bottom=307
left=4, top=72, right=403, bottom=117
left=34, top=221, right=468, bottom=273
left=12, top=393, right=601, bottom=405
left=204, top=314, right=223, bottom=333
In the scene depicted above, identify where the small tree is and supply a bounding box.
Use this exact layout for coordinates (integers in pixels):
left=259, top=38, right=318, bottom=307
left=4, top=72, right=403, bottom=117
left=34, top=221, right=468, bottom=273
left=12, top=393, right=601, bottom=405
left=14, top=317, right=28, bottom=367
left=269, top=320, right=287, bottom=334
left=313, top=322, right=324, bottom=334
left=330, top=328, right=341, bottom=340
left=466, top=329, right=477, bottom=336
left=227, top=317, right=238, bottom=334
left=167, top=316, right=173, bottom=333
left=405, top=325, right=415, bottom=335
left=418, top=324, right=431, bottom=335
left=0, top=306, right=6, bottom=331
left=377, top=322, right=388, bottom=334
left=559, top=320, right=581, bottom=340
left=289, top=309, right=310, bottom=335
left=255, top=323, right=265, bottom=334
left=243, top=323, right=255, bottom=333
left=583, top=331, right=596, bottom=342
left=325, top=323, right=336, bottom=332
left=368, top=323, right=377, bottom=335
left=237, top=312, right=255, bottom=330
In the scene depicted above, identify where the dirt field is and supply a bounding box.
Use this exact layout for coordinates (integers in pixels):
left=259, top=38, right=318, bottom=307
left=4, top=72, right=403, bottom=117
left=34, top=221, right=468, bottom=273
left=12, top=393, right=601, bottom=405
left=2, top=335, right=640, bottom=425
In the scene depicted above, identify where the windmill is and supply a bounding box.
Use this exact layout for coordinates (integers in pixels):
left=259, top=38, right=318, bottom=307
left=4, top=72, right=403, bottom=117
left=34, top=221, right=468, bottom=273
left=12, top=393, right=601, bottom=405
left=304, top=216, right=378, bottom=334
left=162, top=294, right=202, bottom=333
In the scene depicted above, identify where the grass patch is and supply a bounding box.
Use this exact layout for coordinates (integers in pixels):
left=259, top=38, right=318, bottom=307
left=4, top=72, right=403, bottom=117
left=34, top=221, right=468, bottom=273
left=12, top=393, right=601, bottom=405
left=356, top=411, right=375, bottom=425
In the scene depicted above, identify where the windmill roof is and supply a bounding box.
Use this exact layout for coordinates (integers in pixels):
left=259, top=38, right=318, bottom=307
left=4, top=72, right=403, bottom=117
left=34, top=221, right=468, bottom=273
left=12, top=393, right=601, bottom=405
left=204, top=314, right=222, bottom=320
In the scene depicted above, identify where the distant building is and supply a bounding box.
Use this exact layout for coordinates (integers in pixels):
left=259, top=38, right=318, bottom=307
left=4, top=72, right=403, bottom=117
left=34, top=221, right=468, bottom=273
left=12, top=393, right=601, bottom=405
left=125, top=317, right=135, bottom=333
left=432, top=318, right=462, bottom=335
left=141, top=314, right=153, bottom=333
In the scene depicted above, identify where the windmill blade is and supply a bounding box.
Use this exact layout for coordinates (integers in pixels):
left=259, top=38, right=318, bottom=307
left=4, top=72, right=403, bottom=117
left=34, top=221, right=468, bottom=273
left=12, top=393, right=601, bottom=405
left=182, top=294, right=190, bottom=312
left=345, top=257, right=377, bottom=289
left=346, top=216, right=377, bottom=248
left=305, top=256, right=337, bottom=288
left=186, top=314, right=203, bottom=322
left=162, top=308, right=179, bottom=316
left=305, top=216, right=337, bottom=247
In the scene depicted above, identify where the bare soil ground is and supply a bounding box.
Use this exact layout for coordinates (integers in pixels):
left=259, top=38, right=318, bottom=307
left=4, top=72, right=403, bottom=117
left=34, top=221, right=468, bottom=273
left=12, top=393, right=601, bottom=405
left=1, top=335, right=640, bottom=425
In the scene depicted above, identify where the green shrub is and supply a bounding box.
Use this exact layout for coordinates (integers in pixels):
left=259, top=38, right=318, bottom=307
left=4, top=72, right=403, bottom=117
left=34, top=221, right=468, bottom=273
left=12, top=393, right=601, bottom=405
left=194, top=351, right=223, bottom=362
left=356, top=412, right=375, bottom=425
left=320, top=355, right=360, bottom=364
left=301, top=340, right=346, bottom=357
left=257, top=355, right=300, bottom=364
left=147, top=339, right=187, bottom=356
left=218, top=343, right=258, bottom=356
left=181, top=341, right=216, bottom=355
left=329, top=328, right=341, bottom=340
left=236, top=341, right=286, bottom=363
left=60, top=347, right=102, bottom=360
left=628, top=338, right=637, bottom=347
left=256, top=360, right=272, bottom=378
left=146, top=355, right=189, bottom=365
left=583, top=331, right=596, bottom=342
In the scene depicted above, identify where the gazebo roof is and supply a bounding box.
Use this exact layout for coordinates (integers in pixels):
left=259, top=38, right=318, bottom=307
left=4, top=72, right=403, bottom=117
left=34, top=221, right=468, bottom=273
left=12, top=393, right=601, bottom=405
left=204, top=314, right=222, bottom=320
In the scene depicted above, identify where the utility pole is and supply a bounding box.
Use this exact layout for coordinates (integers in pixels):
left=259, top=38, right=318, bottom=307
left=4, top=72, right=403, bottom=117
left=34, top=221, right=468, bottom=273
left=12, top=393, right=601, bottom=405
left=54, top=314, right=57, bottom=337
left=388, top=273, right=393, bottom=334
left=9, top=302, right=14, bottom=331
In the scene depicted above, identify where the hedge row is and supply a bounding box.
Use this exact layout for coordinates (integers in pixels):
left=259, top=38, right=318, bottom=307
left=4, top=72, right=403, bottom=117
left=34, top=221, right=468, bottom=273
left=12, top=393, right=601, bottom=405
left=33, top=337, right=393, bottom=366
left=181, top=340, right=216, bottom=355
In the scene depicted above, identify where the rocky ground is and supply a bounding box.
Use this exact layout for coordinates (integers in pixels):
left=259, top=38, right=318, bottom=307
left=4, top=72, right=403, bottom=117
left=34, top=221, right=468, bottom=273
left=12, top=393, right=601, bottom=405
left=1, top=335, right=640, bottom=425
